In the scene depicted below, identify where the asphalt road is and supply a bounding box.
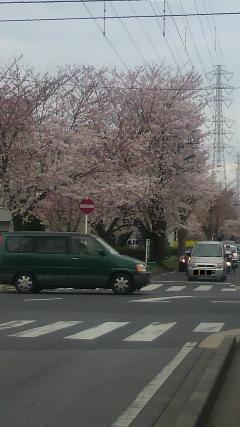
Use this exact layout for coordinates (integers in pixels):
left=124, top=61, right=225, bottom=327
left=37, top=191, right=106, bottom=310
left=0, top=268, right=240, bottom=427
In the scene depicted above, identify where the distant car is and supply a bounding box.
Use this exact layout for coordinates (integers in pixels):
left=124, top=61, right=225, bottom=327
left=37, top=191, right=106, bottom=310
left=179, top=249, right=192, bottom=272
left=187, top=240, right=226, bottom=282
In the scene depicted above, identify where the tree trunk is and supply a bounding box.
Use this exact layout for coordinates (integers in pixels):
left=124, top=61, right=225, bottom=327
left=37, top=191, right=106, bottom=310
left=177, top=228, right=188, bottom=256
left=149, top=232, right=167, bottom=263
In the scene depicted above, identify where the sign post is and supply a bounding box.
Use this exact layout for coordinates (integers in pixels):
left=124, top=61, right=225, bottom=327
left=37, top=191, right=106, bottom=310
left=145, top=239, right=150, bottom=263
left=80, top=198, right=95, bottom=234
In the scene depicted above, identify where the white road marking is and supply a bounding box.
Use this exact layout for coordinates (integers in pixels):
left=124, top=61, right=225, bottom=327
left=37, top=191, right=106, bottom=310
left=9, top=321, right=81, bottom=337
left=194, top=285, right=213, bottom=291
left=153, top=280, right=185, bottom=283
left=221, top=288, right=237, bottom=292
left=124, top=322, right=176, bottom=342
left=110, top=342, right=197, bottom=427
left=24, top=298, right=63, bottom=301
left=193, top=322, right=224, bottom=333
left=154, top=280, right=231, bottom=285
left=157, top=271, right=176, bottom=276
left=141, top=284, right=163, bottom=291
left=166, top=286, right=186, bottom=292
left=0, top=320, right=36, bottom=330
left=211, top=301, right=240, bottom=304
left=130, top=296, right=194, bottom=303
left=65, top=321, right=129, bottom=340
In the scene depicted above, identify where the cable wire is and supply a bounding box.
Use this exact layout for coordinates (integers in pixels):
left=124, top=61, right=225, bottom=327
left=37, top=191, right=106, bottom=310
left=109, top=1, right=148, bottom=64
left=82, top=1, right=129, bottom=71
left=154, top=0, right=187, bottom=69
left=165, top=0, right=194, bottom=69
left=207, top=0, right=225, bottom=66
left=176, top=0, right=207, bottom=75
left=128, top=1, right=162, bottom=63
left=0, top=10, right=239, bottom=20
left=202, top=0, right=221, bottom=65
left=147, top=0, right=181, bottom=71
left=193, top=0, right=214, bottom=68
left=0, top=0, right=143, bottom=3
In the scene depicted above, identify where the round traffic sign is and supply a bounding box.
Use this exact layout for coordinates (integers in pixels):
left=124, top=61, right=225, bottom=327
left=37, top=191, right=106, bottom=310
left=80, top=198, right=95, bottom=215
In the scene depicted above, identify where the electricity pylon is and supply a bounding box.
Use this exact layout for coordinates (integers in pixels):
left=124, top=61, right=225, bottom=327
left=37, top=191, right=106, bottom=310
left=206, top=65, right=234, bottom=187
left=235, top=152, right=240, bottom=205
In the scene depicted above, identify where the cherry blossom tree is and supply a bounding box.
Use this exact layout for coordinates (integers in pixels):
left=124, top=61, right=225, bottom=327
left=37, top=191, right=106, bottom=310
left=194, top=187, right=238, bottom=240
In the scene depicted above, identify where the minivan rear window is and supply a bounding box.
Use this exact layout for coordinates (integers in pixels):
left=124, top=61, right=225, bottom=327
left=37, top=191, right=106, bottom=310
left=192, top=244, right=222, bottom=257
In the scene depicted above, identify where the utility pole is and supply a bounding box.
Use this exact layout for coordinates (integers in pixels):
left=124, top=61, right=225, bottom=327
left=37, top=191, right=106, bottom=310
left=206, top=65, right=234, bottom=187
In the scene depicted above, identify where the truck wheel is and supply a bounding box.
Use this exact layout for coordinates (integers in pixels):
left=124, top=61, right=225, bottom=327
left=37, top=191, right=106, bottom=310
left=111, top=273, right=134, bottom=295
left=14, top=273, right=37, bottom=293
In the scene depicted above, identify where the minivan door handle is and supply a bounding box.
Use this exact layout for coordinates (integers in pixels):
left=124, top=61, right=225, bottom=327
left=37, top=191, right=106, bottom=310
left=72, top=257, right=79, bottom=260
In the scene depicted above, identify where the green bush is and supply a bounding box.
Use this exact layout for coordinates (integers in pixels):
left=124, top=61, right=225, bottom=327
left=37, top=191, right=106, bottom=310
left=116, top=246, right=145, bottom=261
left=164, top=245, right=178, bottom=257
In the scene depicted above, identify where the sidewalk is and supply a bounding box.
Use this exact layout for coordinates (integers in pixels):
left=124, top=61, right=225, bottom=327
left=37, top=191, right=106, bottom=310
left=208, top=345, right=240, bottom=427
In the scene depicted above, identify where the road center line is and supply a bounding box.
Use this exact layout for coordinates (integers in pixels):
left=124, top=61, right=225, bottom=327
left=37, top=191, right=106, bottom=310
left=24, top=298, right=63, bottom=301
left=110, top=342, right=197, bottom=427
left=211, top=301, right=240, bottom=304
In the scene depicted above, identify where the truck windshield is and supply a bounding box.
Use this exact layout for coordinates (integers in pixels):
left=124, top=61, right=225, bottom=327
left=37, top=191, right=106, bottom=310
left=192, top=244, right=222, bottom=257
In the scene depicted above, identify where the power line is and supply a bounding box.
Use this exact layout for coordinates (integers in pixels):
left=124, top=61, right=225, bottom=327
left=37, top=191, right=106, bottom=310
left=1, top=11, right=240, bottom=22
left=0, top=0, right=143, bottom=3
left=165, top=0, right=194, bottom=69
left=176, top=0, right=206, bottom=75
left=147, top=0, right=181, bottom=71
left=81, top=1, right=129, bottom=71
left=207, top=0, right=225, bottom=66
left=128, top=1, right=162, bottom=63
left=109, top=1, right=148, bottom=64
left=153, top=0, right=186, bottom=69
left=193, top=0, right=214, bottom=68
left=202, top=0, right=221, bottom=65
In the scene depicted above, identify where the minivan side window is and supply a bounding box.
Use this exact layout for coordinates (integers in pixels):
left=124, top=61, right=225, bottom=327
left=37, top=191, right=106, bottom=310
left=7, top=236, right=68, bottom=254
left=33, top=237, right=68, bottom=254
left=72, top=237, right=102, bottom=256
left=7, top=236, right=33, bottom=253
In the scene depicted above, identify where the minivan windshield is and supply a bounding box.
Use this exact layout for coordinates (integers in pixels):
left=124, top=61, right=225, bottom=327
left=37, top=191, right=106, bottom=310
left=192, top=244, right=222, bottom=257
left=96, top=237, right=119, bottom=255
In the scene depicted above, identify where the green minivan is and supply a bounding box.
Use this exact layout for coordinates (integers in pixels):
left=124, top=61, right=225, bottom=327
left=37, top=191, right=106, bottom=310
left=0, top=232, right=150, bottom=294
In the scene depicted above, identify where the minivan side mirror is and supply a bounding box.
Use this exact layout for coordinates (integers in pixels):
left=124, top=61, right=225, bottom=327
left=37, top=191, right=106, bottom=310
left=98, top=249, right=106, bottom=257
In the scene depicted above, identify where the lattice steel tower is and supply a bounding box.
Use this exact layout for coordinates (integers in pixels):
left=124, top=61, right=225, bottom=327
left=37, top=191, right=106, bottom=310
left=206, top=65, right=234, bottom=187
left=235, top=153, right=240, bottom=205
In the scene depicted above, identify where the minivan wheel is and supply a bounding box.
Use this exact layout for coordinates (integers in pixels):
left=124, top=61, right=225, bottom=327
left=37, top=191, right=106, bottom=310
left=111, top=274, right=134, bottom=295
left=14, top=273, right=37, bottom=293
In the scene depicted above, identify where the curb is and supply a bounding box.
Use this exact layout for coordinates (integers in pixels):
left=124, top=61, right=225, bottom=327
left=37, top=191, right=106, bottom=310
left=175, top=336, right=236, bottom=427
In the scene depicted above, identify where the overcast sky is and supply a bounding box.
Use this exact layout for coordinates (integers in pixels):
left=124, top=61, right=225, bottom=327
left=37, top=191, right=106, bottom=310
left=0, top=0, right=239, bottom=183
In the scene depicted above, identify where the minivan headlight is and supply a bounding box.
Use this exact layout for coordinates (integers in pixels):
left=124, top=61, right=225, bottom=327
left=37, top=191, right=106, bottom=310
left=136, top=263, right=147, bottom=272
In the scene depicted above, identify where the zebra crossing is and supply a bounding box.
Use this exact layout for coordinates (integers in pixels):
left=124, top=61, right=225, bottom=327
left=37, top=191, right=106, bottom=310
left=141, top=283, right=238, bottom=293
left=0, top=319, right=227, bottom=343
